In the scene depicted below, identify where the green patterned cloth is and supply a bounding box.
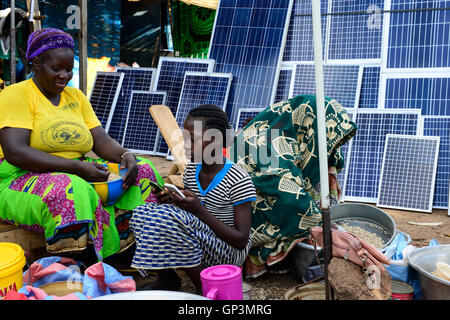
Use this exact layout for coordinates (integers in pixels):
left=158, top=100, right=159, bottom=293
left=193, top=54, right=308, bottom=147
left=230, top=95, right=357, bottom=277
left=171, top=0, right=216, bottom=58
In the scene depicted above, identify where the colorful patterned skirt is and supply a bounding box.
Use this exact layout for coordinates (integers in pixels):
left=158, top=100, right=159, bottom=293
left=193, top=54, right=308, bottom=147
left=130, top=202, right=251, bottom=274
left=0, top=156, right=164, bottom=260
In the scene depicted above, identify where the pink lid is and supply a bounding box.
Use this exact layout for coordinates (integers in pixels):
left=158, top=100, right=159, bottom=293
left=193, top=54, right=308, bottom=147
left=200, top=265, right=241, bottom=281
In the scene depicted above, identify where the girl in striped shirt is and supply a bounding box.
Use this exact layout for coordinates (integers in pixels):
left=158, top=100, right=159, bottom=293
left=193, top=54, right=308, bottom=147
left=130, top=105, right=256, bottom=294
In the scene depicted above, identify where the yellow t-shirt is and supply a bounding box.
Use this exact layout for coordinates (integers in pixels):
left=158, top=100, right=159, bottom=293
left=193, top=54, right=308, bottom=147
left=0, top=79, right=102, bottom=159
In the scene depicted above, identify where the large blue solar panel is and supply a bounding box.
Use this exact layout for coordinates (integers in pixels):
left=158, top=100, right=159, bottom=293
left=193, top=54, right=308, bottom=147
left=122, top=91, right=167, bottom=155
left=274, top=65, right=293, bottom=103
left=107, top=67, right=157, bottom=144
left=387, top=0, right=450, bottom=68
left=291, top=64, right=362, bottom=109
left=359, top=66, right=380, bottom=108
left=384, top=77, right=450, bottom=115
left=153, top=57, right=215, bottom=155
left=328, top=0, right=384, bottom=60
left=89, top=72, right=125, bottom=130
left=283, top=0, right=328, bottom=62
left=208, top=0, right=294, bottom=126
left=344, top=110, right=421, bottom=202
left=424, top=117, right=450, bottom=209
left=377, top=135, right=440, bottom=213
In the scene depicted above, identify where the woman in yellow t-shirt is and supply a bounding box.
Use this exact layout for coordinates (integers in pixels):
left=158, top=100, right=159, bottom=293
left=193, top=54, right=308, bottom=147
left=0, top=28, right=164, bottom=260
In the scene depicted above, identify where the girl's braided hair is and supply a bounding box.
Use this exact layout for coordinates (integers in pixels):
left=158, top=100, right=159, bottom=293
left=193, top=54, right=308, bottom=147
left=186, top=104, right=233, bottom=148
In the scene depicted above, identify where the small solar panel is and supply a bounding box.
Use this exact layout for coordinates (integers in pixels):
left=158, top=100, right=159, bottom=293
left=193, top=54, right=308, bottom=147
left=89, top=72, right=125, bottom=130
left=377, top=135, right=440, bottom=213
left=383, top=76, right=450, bottom=116
left=153, top=57, right=215, bottom=155
left=107, top=67, right=157, bottom=143
left=208, top=0, right=294, bottom=126
left=344, top=109, right=421, bottom=203
left=235, top=108, right=265, bottom=132
left=387, top=0, right=450, bottom=69
left=274, top=64, right=293, bottom=103
left=121, top=91, right=167, bottom=155
left=290, top=64, right=363, bottom=110
left=423, top=116, right=450, bottom=209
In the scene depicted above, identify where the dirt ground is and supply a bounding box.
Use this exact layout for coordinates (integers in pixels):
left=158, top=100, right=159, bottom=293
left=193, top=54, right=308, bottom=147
left=127, top=155, right=450, bottom=300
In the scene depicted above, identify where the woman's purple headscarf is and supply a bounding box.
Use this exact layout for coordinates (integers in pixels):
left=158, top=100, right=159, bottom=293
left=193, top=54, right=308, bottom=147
left=26, top=28, right=74, bottom=61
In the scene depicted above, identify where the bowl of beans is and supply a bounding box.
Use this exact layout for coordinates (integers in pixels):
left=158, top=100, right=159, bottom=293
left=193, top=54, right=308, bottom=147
left=90, top=162, right=128, bottom=206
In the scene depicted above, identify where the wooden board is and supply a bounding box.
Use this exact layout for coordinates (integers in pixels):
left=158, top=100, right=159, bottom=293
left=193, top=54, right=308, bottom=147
left=149, top=105, right=188, bottom=173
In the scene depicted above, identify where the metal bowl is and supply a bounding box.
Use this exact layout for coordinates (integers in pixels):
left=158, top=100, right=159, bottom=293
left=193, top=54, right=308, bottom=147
left=407, top=244, right=450, bottom=300
left=330, top=203, right=397, bottom=250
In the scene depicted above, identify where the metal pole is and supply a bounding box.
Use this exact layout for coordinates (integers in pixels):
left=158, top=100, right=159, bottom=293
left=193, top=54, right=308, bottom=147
left=78, top=0, right=87, bottom=94
left=311, top=0, right=333, bottom=300
left=10, top=0, right=16, bottom=84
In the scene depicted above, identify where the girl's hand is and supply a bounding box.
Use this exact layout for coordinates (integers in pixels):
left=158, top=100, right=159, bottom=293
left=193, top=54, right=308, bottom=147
left=120, top=153, right=138, bottom=189
left=167, top=189, right=203, bottom=215
left=153, top=188, right=173, bottom=204
left=78, top=162, right=110, bottom=182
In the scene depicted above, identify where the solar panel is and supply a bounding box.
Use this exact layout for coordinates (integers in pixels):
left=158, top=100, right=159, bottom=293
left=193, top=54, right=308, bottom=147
left=107, top=67, right=157, bottom=144
left=208, top=0, right=294, bottom=126
left=382, top=75, right=450, bottom=116
left=283, top=0, right=328, bottom=62
left=377, top=135, right=440, bottom=213
left=153, top=57, right=215, bottom=155
left=387, top=0, right=450, bottom=69
left=166, top=72, right=232, bottom=159
left=121, top=91, right=167, bottom=155
left=274, top=64, right=293, bottom=103
left=328, top=0, right=384, bottom=61
left=89, top=72, right=125, bottom=130
left=344, top=109, right=421, bottom=203
left=359, top=66, right=380, bottom=108
left=290, top=64, right=363, bottom=110
left=235, top=108, right=266, bottom=132
left=423, top=116, right=450, bottom=209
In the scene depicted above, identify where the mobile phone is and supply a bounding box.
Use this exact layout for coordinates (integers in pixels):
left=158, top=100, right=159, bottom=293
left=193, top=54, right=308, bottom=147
left=148, top=180, right=165, bottom=192
left=164, top=183, right=186, bottom=198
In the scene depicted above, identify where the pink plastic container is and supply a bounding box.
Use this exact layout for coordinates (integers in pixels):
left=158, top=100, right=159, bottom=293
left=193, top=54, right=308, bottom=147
left=200, top=265, right=243, bottom=300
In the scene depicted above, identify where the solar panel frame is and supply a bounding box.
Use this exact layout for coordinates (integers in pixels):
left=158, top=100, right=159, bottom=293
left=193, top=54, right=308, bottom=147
left=235, top=107, right=266, bottom=132
left=121, top=90, right=167, bottom=156
left=153, top=57, right=215, bottom=156
left=274, top=63, right=294, bottom=103
left=107, top=67, right=157, bottom=144
left=423, top=116, right=450, bottom=209
left=208, top=0, right=294, bottom=126
left=377, top=134, right=440, bottom=213
left=343, top=108, right=422, bottom=203
left=89, top=71, right=125, bottom=131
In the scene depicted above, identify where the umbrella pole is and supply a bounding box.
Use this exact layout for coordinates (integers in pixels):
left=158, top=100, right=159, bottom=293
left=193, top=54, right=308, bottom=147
left=311, top=0, right=333, bottom=300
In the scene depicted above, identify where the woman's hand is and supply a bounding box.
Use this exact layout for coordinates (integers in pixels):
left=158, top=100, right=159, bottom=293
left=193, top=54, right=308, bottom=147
left=120, top=153, right=138, bottom=189
left=153, top=188, right=172, bottom=204
left=78, top=161, right=109, bottom=182
left=167, top=189, right=204, bottom=215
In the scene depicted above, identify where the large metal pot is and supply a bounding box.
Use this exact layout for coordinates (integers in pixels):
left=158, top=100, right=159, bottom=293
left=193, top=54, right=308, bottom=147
left=408, top=245, right=450, bottom=300
left=330, top=203, right=397, bottom=250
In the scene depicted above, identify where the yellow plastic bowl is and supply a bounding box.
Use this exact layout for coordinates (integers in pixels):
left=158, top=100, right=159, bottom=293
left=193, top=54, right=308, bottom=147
left=90, top=163, right=127, bottom=206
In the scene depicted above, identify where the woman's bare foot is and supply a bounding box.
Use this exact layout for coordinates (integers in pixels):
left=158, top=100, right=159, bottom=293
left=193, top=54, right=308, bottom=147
left=139, top=269, right=181, bottom=291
